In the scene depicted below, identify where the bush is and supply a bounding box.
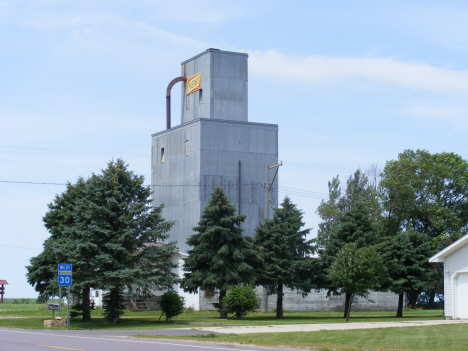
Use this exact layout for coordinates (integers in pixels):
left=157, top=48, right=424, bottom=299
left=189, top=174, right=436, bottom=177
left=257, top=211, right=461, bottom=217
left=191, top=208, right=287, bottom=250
left=224, top=285, right=261, bottom=320
left=159, top=290, right=185, bottom=323
left=36, top=295, right=49, bottom=304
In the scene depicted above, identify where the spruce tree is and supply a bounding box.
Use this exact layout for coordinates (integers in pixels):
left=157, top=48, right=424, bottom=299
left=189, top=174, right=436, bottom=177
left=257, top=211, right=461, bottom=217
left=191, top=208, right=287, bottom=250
left=181, top=187, right=260, bottom=319
left=27, top=179, right=96, bottom=322
left=27, top=159, right=178, bottom=324
left=72, top=159, right=177, bottom=324
left=377, top=229, right=433, bottom=317
left=253, top=197, right=315, bottom=319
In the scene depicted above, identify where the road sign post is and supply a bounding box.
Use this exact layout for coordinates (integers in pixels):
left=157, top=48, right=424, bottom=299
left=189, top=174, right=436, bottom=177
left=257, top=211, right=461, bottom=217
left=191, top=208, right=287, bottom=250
left=58, top=264, right=72, bottom=329
left=58, top=286, right=61, bottom=317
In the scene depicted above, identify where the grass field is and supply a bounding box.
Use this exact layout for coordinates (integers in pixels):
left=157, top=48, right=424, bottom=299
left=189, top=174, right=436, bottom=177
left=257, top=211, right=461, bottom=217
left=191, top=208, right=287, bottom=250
left=0, top=301, right=443, bottom=330
left=0, top=302, right=456, bottom=351
left=136, top=324, right=468, bottom=351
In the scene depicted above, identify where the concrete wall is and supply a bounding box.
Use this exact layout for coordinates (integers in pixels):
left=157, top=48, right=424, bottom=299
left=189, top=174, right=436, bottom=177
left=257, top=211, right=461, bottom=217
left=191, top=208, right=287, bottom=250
left=444, top=242, right=468, bottom=318
left=200, top=287, right=400, bottom=312
left=181, top=49, right=248, bottom=124
left=266, top=289, right=400, bottom=312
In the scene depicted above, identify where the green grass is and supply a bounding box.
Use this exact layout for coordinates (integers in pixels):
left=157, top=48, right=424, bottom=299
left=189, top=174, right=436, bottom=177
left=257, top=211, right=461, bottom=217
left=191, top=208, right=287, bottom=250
left=0, top=302, right=443, bottom=330
left=135, top=324, right=468, bottom=351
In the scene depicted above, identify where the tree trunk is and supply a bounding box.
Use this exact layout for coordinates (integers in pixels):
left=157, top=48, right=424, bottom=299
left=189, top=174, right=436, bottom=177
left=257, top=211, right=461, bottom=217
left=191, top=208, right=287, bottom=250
left=219, top=290, right=228, bottom=319
left=82, top=286, right=91, bottom=322
left=236, top=311, right=243, bottom=320
left=396, top=293, right=404, bottom=318
left=276, top=284, right=284, bottom=319
left=406, top=290, right=419, bottom=309
left=346, top=293, right=353, bottom=322
left=343, top=292, right=351, bottom=319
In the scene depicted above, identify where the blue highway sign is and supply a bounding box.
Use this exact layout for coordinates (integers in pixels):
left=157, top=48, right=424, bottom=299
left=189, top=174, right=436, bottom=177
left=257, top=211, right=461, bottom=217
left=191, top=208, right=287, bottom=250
left=58, top=264, right=72, bottom=286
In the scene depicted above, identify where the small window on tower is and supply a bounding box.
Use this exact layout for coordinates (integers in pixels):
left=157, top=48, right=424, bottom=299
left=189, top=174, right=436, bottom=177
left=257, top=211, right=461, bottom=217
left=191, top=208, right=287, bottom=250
left=204, top=289, right=215, bottom=297
left=185, top=140, right=189, bottom=156
left=186, top=94, right=190, bottom=109
left=95, top=291, right=99, bottom=298
left=199, top=89, right=203, bottom=104
left=161, top=148, right=165, bottom=162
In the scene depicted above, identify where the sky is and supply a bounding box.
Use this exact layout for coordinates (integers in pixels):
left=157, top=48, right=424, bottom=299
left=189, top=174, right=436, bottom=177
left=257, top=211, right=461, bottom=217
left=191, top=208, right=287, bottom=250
left=1, top=1, right=468, bottom=297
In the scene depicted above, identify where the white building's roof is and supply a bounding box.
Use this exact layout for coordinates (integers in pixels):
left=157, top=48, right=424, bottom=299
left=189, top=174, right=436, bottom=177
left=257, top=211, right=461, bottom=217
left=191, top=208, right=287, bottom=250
left=429, top=233, right=468, bottom=263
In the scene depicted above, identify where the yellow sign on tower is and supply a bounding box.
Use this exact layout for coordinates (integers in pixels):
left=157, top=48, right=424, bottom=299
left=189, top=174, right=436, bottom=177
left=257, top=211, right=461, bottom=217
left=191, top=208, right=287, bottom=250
left=187, top=73, right=201, bottom=94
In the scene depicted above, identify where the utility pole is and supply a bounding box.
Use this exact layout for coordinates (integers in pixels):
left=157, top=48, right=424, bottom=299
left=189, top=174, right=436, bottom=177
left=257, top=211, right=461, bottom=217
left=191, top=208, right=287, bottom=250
left=262, top=162, right=282, bottom=313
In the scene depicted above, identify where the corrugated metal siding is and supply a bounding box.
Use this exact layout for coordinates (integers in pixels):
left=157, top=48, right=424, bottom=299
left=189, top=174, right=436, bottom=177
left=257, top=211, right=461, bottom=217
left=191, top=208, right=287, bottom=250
left=444, top=242, right=468, bottom=317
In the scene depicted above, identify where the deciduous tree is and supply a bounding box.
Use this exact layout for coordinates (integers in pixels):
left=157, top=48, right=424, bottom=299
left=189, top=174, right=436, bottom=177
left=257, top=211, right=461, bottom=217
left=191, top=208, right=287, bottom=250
left=328, top=243, right=386, bottom=322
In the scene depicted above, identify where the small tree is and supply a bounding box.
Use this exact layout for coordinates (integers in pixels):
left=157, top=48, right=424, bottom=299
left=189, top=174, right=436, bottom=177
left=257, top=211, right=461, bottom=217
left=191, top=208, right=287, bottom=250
left=254, top=197, right=316, bottom=319
left=181, top=187, right=261, bottom=319
left=102, top=289, right=125, bottom=324
left=159, top=290, right=185, bottom=323
left=224, top=285, right=261, bottom=320
left=328, top=243, right=386, bottom=322
left=319, top=202, right=378, bottom=318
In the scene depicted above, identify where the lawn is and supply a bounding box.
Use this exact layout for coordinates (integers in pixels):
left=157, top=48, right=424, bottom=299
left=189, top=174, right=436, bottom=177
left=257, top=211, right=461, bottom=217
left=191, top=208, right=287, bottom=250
left=0, top=301, right=443, bottom=330
left=136, top=324, right=468, bottom=351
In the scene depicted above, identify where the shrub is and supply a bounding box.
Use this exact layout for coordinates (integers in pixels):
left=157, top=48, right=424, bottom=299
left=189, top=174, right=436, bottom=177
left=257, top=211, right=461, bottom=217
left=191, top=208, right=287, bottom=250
left=36, top=295, right=49, bottom=304
left=159, top=290, right=185, bottom=323
left=224, top=285, right=261, bottom=320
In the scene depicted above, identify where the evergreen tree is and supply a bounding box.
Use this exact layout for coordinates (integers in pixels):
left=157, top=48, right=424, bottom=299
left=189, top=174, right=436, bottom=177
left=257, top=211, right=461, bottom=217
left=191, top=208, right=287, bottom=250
left=317, top=169, right=382, bottom=249
left=377, top=229, right=433, bottom=317
left=253, top=197, right=316, bottom=319
left=181, top=187, right=260, bottom=319
left=27, top=179, right=94, bottom=321
left=72, top=159, right=177, bottom=324
left=320, top=202, right=379, bottom=318
left=27, top=159, right=178, bottom=324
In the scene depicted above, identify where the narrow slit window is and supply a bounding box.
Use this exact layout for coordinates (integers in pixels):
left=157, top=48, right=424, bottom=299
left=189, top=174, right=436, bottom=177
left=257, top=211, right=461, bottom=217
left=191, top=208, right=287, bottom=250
left=186, top=94, right=190, bottom=109
left=199, top=89, right=203, bottom=104
left=95, top=291, right=99, bottom=298
left=185, top=140, right=189, bottom=156
left=161, top=148, right=165, bottom=162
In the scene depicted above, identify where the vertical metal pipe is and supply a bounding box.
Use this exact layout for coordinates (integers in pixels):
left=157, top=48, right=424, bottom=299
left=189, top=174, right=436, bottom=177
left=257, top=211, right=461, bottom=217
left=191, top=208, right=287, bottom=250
left=166, top=96, right=171, bottom=129
left=59, top=286, right=61, bottom=317
left=67, top=287, right=70, bottom=329
left=264, top=164, right=269, bottom=220
left=263, top=164, right=269, bottom=313
left=238, top=161, right=241, bottom=215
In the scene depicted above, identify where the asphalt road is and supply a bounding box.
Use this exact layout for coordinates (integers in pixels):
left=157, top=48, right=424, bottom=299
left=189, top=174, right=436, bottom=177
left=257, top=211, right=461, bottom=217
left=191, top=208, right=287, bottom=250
left=0, top=328, right=293, bottom=351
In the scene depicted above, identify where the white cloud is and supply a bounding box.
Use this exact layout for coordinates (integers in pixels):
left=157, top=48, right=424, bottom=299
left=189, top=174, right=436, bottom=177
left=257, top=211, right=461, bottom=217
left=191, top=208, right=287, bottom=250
left=409, top=104, right=468, bottom=130
left=248, top=50, right=468, bottom=95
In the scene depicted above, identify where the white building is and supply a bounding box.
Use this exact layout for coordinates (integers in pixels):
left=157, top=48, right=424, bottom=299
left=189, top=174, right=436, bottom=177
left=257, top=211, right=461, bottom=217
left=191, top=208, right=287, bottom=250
left=429, top=233, right=468, bottom=319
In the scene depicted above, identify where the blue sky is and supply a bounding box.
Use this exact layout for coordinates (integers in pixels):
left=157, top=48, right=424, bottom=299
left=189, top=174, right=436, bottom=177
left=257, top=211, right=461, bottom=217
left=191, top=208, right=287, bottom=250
left=1, top=1, right=468, bottom=297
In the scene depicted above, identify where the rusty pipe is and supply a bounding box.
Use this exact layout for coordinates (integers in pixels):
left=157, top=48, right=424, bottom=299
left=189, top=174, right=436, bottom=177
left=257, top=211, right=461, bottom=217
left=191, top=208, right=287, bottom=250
left=166, top=76, right=187, bottom=129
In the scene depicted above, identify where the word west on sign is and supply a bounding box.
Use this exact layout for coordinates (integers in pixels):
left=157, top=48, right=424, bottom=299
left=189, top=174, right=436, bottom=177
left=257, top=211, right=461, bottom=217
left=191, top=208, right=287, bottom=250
left=187, top=73, right=201, bottom=95
left=58, top=264, right=72, bottom=286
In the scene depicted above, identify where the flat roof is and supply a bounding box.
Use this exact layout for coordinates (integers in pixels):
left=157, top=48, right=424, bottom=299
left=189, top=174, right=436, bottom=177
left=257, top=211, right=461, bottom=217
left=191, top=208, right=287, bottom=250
left=181, top=48, right=248, bottom=65
left=151, top=118, right=278, bottom=137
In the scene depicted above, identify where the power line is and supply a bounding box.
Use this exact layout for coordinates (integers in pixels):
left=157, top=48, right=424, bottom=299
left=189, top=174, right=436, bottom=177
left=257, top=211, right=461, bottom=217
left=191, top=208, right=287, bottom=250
left=0, top=145, right=359, bottom=174
left=0, top=243, right=41, bottom=251
left=0, top=180, right=67, bottom=185
left=0, top=145, right=149, bottom=159
left=1, top=180, right=329, bottom=200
